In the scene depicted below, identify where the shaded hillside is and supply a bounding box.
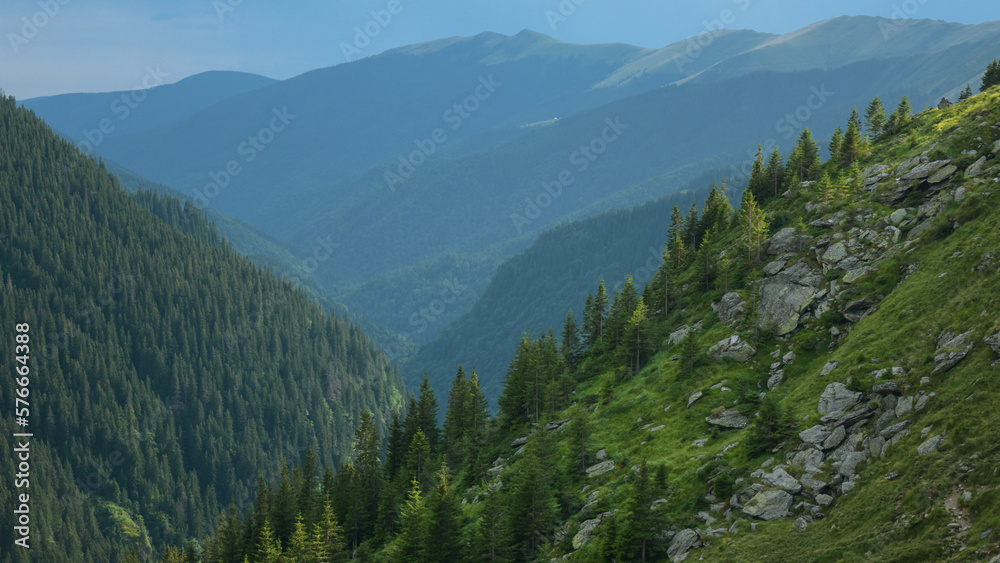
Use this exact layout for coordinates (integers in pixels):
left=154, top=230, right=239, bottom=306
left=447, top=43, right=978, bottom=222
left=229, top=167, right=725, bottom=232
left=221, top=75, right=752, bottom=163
left=0, top=95, right=404, bottom=561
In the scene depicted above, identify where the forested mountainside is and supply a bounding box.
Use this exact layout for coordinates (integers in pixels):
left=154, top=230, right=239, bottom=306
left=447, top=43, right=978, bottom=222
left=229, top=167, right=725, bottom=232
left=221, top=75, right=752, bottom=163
left=0, top=95, right=404, bottom=562
left=188, top=75, right=1000, bottom=562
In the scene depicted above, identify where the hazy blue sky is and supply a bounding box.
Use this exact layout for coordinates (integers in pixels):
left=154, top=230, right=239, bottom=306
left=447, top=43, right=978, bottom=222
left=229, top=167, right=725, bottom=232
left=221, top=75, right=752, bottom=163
left=3, top=0, right=997, bottom=99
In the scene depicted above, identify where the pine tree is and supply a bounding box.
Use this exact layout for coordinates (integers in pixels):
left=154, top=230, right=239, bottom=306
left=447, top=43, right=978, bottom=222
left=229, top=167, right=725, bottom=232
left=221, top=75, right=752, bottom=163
left=561, top=309, right=579, bottom=364
left=828, top=127, right=843, bottom=164
left=406, top=430, right=431, bottom=484
left=498, top=335, right=532, bottom=425
left=625, top=297, right=649, bottom=373
left=739, top=191, right=769, bottom=265
left=444, top=366, right=470, bottom=467
left=981, top=59, right=1000, bottom=92
left=565, top=410, right=591, bottom=475
left=255, top=520, right=283, bottom=563
left=765, top=145, right=785, bottom=199
left=817, top=171, right=835, bottom=205
left=841, top=108, right=862, bottom=165
left=864, top=97, right=888, bottom=141
left=353, top=410, right=382, bottom=541
left=313, top=501, right=345, bottom=562
left=788, top=128, right=821, bottom=181
left=287, top=514, right=314, bottom=562
left=684, top=200, right=701, bottom=250
left=608, top=275, right=639, bottom=348
left=471, top=488, right=511, bottom=562
left=620, top=460, right=667, bottom=562
left=591, top=280, right=609, bottom=346
left=888, top=95, right=912, bottom=135
left=748, top=145, right=766, bottom=200
left=396, top=479, right=428, bottom=563
left=959, top=84, right=974, bottom=102
left=505, top=438, right=557, bottom=559
left=385, top=413, right=405, bottom=479
left=667, top=204, right=687, bottom=267
left=421, top=466, right=463, bottom=562
left=414, top=375, right=440, bottom=448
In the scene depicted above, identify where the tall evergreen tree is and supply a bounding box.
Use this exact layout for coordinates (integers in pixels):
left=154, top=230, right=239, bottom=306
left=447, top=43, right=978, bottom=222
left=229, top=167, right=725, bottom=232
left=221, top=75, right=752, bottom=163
left=888, top=95, right=912, bottom=135
left=841, top=107, right=863, bottom=165
left=421, top=466, right=463, bottom=562
left=561, top=309, right=580, bottom=364
left=764, top=145, right=785, bottom=199
left=667, top=204, right=687, bottom=267
left=683, top=200, right=701, bottom=250
left=414, top=375, right=440, bottom=448
left=505, top=438, right=557, bottom=559
left=620, top=460, right=667, bottom=562
left=748, top=145, right=766, bottom=200
left=864, top=96, right=887, bottom=140
left=828, top=127, right=844, bottom=164
left=788, top=128, right=821, bottom=181
left=981, top=58, right=1000, bottom=92
left=444, top=366, right=470, bottom=467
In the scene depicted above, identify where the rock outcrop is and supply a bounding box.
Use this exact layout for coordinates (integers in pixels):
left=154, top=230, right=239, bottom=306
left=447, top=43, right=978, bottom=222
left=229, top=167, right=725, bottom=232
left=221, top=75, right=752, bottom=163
left=707, top=335, right=756, bottom=363
left=742, top=489, right=793, bottom=520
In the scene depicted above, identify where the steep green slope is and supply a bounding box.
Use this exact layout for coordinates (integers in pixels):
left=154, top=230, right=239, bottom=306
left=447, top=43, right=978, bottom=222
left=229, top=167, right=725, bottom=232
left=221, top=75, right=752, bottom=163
left=0, top=94, right=404, bottom=561
left=182, top=70, right=1000, bottom=563
left=485, top=86, right=1000, bottom=562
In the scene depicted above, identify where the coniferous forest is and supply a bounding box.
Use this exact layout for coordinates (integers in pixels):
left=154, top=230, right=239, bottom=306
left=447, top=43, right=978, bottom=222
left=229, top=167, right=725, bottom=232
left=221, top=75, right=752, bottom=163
left=0, top=95, right=404, bottom=561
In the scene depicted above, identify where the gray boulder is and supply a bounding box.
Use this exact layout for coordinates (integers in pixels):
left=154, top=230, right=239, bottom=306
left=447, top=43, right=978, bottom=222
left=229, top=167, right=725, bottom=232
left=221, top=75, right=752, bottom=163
left=822, top=425, right=847, bottom=451
left=896, top=155, right=928, bottom=176
left=917, top=434, right=944, bottom=456
left=766, top=227, right=812, bottom=255
left=900, top=159, right=952, bottom=182
left=586, top=460, right=616, bottom=478
left=818, top=383, right=862, bottom=417
left=762, top=468, right=802, bottom=493
left=799, top=425, right=831, bottom=447
left=511, top=436, right=529, bottom=448
left=932, top=330, right=973, bottom=375
left=822, top=242, right=849, bottom=264
left=757, top=275, right=817, bottom=336
left=706, top=409, right=749, bottom=429
left=984, top=331, right=1000, bottom=356
left=669, top=325, right=692, bottom=346
left=707, top=335, right=757, bottom=363
left=742, top=489, right=793, bottom=521
left=712, top=292, right=747, bottom=326
left=667, top=528, right=701, bottom=562
left=927, top=164, right=958, bottom=184
left=840, top=296, right=878, bottom=323
left=966, top=156, right=988, bottom=177
left=687, top=391, right=704, bottom=408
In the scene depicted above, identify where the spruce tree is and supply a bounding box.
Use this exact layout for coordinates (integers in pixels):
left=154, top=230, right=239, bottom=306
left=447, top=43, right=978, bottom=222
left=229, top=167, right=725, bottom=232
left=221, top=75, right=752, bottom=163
left=864, top=97, right=887, bottom=140
left=828, top=127, right=843, bottom=164
left=748, top=145, right=766, bottom=200
left=415, top=375, right=440, bottom=448
left=505, top=438, right=557, bottom=559
left=561, top=309, right=580, bottom=364
left=959, top=84, right=974, bottom=102
left=842, top=108, right=862, bottom=165
left=444, top=366, right=470, bottom=467
left=765, top=145, right=785, bottom=199
left=625, top=297, right=649, bottom=372
left=566, top=410, right=591, bottom=475
left=684, top=200, right=701, bottom=250
left=620, top=460, right=666, bottom=562
left=981, top=59, right=1000, bottom=92
left=421, top=466, right=463, bottom=562
left=668, top=204, right=686, bottom=267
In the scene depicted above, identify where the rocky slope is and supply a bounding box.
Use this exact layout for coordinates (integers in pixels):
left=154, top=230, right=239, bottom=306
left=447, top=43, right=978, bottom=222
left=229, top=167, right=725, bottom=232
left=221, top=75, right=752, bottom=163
left=475, top=88, right=1000, bottom=562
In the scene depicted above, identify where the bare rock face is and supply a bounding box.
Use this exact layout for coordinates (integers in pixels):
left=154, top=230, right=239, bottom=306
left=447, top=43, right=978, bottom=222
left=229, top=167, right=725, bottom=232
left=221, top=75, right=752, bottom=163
left=667, top=528, right=701, bottom=562
left=708, top=335, right=756, bottom=363
left=706, top=409, right=749, bottom=429
left=818, top=383, right=862, bottom=418
left=712, top=292, right=747, bottom=326
left=932, top=330, right=973, bottom=375
left=757, top=263, right=820, bottom=336
left=766, top=228, right=812, bottom=256
left=742, top=489, right=793, bottom=521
